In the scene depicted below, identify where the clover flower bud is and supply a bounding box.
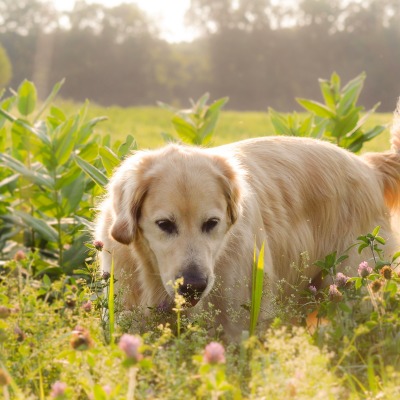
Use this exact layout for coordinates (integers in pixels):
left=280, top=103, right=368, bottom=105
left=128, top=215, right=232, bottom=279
left=14, top=250, right=26, bottom=261
left=102, top=271, right=111, bottom=281
left=70, top=326, right=93, bottom=351
left=328, top=284, right=343, bottom=303
left=358, top=261, right=372, bottom=278
left=50, top=381, right=67, bottom=398
left=336, top=272, right=349, bottom=288
left=118, top=334, right=143, bottom=362
left=203, top=342, right=226, bottom=364
left=93, top=240, right=104, bottom=251
left=308, top=285, right=317, bottom=296
left=82, top=300, right=92, bottom=312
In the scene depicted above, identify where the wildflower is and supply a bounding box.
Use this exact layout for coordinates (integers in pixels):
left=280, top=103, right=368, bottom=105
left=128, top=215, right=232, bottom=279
left=0, top=368, right=10, bottom=386
left=93, top=240, right=104, bottom=251
left=102, top=271, right=111, bottom=281
left=50, top=381, right=67, bottom=398
left=358, top=261, right=372, bottom=278
left=308, top=285, right=317, bottom=296
left=103, top=385, right=112, bottom=395
left=81, top=300, right=92, bottom=312
left=380, top=266, right=392, bottom=280
left=0, top=306, right=10, bottom=319
left=70, top=326, right=93, bottom=351
left=118, top=334, right=143, bottom=362
left=328, top=284, right=343, bottom=303
left=203, top=342, right=226, bottom=364
left=336, top=272, right=349, bottom=288
left=14, top=250, right=26, bottom=261
left=370, top=279, right=383, bottom=293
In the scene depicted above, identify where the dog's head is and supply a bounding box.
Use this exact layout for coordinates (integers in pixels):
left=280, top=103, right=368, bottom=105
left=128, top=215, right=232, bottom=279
left=108, top=144, right=242, bottom=306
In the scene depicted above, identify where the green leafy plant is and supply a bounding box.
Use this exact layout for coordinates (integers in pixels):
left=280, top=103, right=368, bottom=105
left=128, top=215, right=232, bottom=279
left=269, top=72, right=386, bottom=152
left=159, top=93, right=229, bottom=145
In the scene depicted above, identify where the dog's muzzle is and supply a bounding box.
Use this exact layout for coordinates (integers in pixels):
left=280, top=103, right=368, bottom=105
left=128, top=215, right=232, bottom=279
left=176, top=268, right=208, bottom=307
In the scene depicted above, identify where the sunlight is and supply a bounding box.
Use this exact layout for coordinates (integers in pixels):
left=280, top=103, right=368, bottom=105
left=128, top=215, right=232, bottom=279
left=52, top=0, right=195, bottom=42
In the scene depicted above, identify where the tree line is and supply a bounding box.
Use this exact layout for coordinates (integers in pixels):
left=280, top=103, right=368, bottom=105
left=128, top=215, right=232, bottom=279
left=1, top=0, right=399, bottom=111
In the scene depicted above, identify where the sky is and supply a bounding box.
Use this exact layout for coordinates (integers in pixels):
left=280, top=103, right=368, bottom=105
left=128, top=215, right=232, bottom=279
left=52, top=0, right=195, bottom=42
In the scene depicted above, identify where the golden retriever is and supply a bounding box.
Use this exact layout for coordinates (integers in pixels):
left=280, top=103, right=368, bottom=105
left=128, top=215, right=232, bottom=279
left=95, top=101, right=400, bottom=338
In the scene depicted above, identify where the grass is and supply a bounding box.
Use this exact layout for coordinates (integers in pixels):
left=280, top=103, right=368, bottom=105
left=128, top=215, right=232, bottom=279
left=57, top=100, right=393, bottom=152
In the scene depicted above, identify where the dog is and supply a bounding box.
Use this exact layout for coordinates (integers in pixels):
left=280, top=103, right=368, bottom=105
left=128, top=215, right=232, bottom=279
left=95, top=101, right=400, bottom=338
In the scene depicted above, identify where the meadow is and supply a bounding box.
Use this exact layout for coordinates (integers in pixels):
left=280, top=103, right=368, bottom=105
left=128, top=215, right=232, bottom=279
left=59, top=100, right=394, bottom=152
left=1, top=76, right=400, bottom=399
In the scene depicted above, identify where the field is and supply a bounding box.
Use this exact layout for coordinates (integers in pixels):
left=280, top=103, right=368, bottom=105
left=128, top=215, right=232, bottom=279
left=59, top=100, right=394, bottom=152
left=1, top=83, right=400, bottom=399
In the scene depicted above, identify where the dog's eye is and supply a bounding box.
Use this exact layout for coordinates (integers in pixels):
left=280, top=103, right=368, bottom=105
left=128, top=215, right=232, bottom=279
left=202, top=218, right=219, bottom=233
left=156, top=219, right=178, bottom=235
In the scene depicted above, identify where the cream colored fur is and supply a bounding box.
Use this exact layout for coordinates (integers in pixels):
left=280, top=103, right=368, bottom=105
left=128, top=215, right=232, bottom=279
left=95, top=100, right=400, bottom=338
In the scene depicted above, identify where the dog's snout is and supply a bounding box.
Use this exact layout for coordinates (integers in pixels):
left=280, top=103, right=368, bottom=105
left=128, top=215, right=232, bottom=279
left=177, top=267, right=208, bottom=306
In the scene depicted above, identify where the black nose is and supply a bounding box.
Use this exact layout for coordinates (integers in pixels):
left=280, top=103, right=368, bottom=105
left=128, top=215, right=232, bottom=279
left=177, top=268, right=208, bottom=306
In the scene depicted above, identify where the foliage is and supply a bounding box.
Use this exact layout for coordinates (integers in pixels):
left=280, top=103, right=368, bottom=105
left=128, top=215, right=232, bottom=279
left=269, top=72, right=386, bottom=152
left=0, top=44, right=12, bottom=89
left=159, top=93, right=229, bottom=145
left=1, top=79, right=400, bottom=398
left=0, top=80, right=135, bottom=275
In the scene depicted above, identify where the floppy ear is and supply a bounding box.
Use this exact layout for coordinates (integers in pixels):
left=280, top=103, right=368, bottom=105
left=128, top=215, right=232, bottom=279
left=109, top=155, right=152, bottom=245
left=212, top=155, right=242, bottom=226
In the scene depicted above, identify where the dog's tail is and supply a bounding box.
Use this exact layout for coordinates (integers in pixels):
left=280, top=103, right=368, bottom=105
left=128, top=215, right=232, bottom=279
left=363, top=98, right=400, bottom=211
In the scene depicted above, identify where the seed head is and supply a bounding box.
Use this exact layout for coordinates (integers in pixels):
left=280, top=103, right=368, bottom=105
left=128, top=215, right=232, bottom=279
left=358, top=261, right=372, bottom=278
left=65, top=295, right=76, bottom=309
left=0, top=306, right=10, bottom=319
left=50, top=381, right=67, bottom=398
left=118, top=334, right=143, bottom=362
left=70, top=326, right=93, bottom=351
left=14, top=325, right=25, bottom=342
left=370, top=279, right=383, bottom=293
left=203, top=342, right=226, bottom=364
left=328, top=284, right=343, bottom=303
left=336, top=272, right=349, bottom=288
left=380, top=266, right=392, bottom=280
left=93, top=240, right=104, bottom=251
left=0, top=368, right=10, bottom=387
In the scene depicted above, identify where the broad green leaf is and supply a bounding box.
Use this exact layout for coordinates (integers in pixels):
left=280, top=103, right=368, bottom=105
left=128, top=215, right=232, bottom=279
left=14, top=210, right=58, bottom=242
left=99, top=146, right=120, bottom=175
left=34, top=79, right=65, bottom=122
left=337, top=72, right=366, bottom=115
left=319, top=79, right=336, bottom=110
left=0, top=152, right=53, bottom=187
left=269, top=108, right=292, bottom=136
left=17, top=80, right=37, bottom=116
left=118, top=134, right=136, bottom=158
left=61, top=174, right=85, bottom=215
left=54, top=119, right=77, bottom=166
left=172, top=115, right=197, bottom=143
left=296, top=98, right=336, bottom=118
left=74, top=155, right=108, bottom=188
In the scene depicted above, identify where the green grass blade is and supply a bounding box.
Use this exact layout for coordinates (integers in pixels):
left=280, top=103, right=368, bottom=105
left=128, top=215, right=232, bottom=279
left=250, top=242, right=265, bottom=336
left=108, top=255, right=115, bottom=345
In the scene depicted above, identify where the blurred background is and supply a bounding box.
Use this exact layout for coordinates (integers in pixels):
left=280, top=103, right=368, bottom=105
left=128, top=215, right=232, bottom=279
left=0, top=0, right=399, bottom=111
